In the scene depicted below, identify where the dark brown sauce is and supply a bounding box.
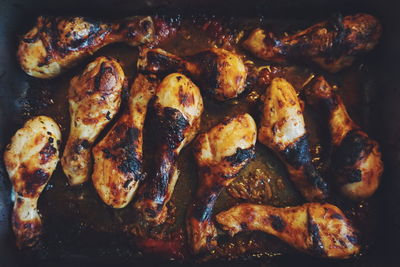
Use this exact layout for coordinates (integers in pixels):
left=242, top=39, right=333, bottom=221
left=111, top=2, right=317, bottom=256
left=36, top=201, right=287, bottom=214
left=14, top=16, right=378, bottom=263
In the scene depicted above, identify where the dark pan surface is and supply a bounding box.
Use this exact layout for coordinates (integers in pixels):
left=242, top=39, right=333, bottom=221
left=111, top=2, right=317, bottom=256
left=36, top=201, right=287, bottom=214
left=1, top=0, right=400, bottom=266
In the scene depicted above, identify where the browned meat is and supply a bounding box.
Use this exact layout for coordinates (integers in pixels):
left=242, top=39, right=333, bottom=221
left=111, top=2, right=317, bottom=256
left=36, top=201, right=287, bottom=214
left=258, top=78, right=328, bottom=201
left=18, top=16, right=154, bottom=78
left=92, top=74, right=158, bottom=208
left=243, top=14, right=381, bottom=72
left=61, top=57, right=124, bottom=185
left=137, top=47, right=247, bottom=101
left=3, top=116, right=61, bottom=248
left=187, top=113, right=257, bottom=254
left=306, top=76, right=383, bottom=199
left=216, top=203, right=360, bottom=259
left=134, top=73, right=204, bottom=225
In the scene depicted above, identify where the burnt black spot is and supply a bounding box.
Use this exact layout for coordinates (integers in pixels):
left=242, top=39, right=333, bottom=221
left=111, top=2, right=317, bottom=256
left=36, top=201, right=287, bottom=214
left=48, top=137, right=54, bottom=143
left=105, top=111, right=111, bottom=120
left=192, top=192, right=220, bottom=222
left=240, top=222, right=248, bottom=230
left=102, top=148, right=114, bottom=159
left=141, top=19, right=152, bottom=31
left=116, top=127, right=143, bottom=180
left=225, top=146, right=256, bottom=166
left=145, top=208, right=157, bottom=218
left=74, top=139, right=90, bottom=154
left=347, top=235, right=358, bottom=245
left=123, top=178, right=133, bottom=189
left=270, top=215, right=286, bottom=232
left=308, top=218, right=325, bottom=256
left=281, top=135, right=312, bottom=167
left=94, top=62, right=113, bottom=92
left=24, top=169, right=49, bottom=195
left=304, top=164, right=329, bottom=194
left=39, top=143, right=57, bottom=164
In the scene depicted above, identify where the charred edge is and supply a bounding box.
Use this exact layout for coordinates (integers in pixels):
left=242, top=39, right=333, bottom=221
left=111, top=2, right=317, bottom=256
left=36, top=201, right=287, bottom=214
left=74, top=139, right=90, bottom=154
left=331, top=213, right=344, bottom=220
left=270, top=215, right=286, bottom=232
left=188, top=50, right=220, bottom=96
left=24, top=169, right=50, bottom=195
left=240, top=222, right=248, bottom=230
left=158, top=107, right=189, bottom=149
left=115, top=127, right=143, bottom=180
left=145, top=51, right=184, bottom=73
left=191, top=190, right=221, bottom=222
left=225, top=146, right=256, bottom=167
left=307, top=216, right=325, bottom=256
left=334, top=130, right=372, bottom=183
left=304, top=164, right=329, bottom=194
left=39, top=142, right=57, bottom=164
left=324, top=13, right=351, bottom=60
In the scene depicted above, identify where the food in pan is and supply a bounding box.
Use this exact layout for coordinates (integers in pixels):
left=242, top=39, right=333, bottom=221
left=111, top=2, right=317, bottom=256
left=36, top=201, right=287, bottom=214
left=5, top=11, right=384, bottom=262
left=216, top=202, right=360, bottom=259
left=306, top=76, right=383, bottom=200
left=187, top=113, right=257, bottom=254
left=17, top=16, right=154, bottom=78
left=61, top=56, right=124, bottom=185
left=92, top=74, right=158, bottom=208
left=243, top=13, right=381, bottom=72
left=134, top=73, right=204, bottom=225
left=3, top=116, right=61, bottom=248
left=137, top=47, right=247, bottom=101
left=258, top=78, right=328, bottom=201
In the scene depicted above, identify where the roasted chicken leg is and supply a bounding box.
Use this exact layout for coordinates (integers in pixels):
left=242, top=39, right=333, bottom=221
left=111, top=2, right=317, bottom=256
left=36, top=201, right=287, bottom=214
left=137, top=47, right=247, bottom=101
left=18, top=16, right=154, bottom=78
left=134, top=73, right=204, bottom=224
left=92, top=74, right=158, bottom=208
left=61, top=57, right=124, bottom=185
left=258, top=78, right=328, bottom=201
left=187, top=113, right=257, bottom=254
left=4, top=116, right=61, bottom=248
left=243, top=13, right=381, bottom=73
left=306, top=76, right=383, bottom=200
left=216, top=203, right=360, bottom=259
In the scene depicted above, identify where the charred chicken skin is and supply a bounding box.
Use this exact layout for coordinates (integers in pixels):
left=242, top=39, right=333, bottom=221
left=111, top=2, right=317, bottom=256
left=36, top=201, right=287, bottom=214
left=134, top=73, right=204, bottom=224
left=187, top=113, right=257, bottom=254
left=137, top=47, right=247, bottom=101
left=61, top=57, right=124, bottom=186
left=306, top=76, right=383, bottom=200
left=18, top=16, right=154, bottom=78
left=216, top=203, right=360, bottom=259
left=92, top=74, right=158, bottom=208
left=4, top=116, right=61, bottom=248
left=243, top=13, right=381, bottom=73
left=258, top=78, right=328, bottom=201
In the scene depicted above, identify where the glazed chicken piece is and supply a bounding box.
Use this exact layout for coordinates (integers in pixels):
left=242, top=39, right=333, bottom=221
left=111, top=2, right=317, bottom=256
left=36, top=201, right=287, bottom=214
left=258, top=78, right=328, bottom=201
left=92, top=74, right=158, bottom=208
left=61, top=57, right=124, bottom=185
left=137, top=47, right=247, bottom=101
left=306, top=76, right=383, bottom=200
left=3, top=116, right=61, bottom=248
left=187, top=113, right=257, bottom=254
left=243, top=13, right=381, bottom=73
left=216, top=203, right=360, bottom=259
left=18, top=16, right=154, bottom=78
left=134, top=73, right=204, bottom=224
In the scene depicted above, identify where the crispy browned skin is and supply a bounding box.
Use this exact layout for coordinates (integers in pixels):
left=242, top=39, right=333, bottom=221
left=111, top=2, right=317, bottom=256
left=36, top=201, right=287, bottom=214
left=4, top=116, right=61, bottom=248
left=18, top=16, right=154, bottom=78
left=306, top=76, right=383, bottom=200
left=216, top=203, right=360, bottom=259
left=243, top=14, right=381, bottom=73
left=61, top=57, right=124, bottom=186
left=187, top=113, right=257, bottom=254
left=134, top=73, right=204, bottom=224
left=92, top=74, right=158, bottom=208
left=137, top=47, right=247, bottom=101
left=258, top=78, right=328, bottom=201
